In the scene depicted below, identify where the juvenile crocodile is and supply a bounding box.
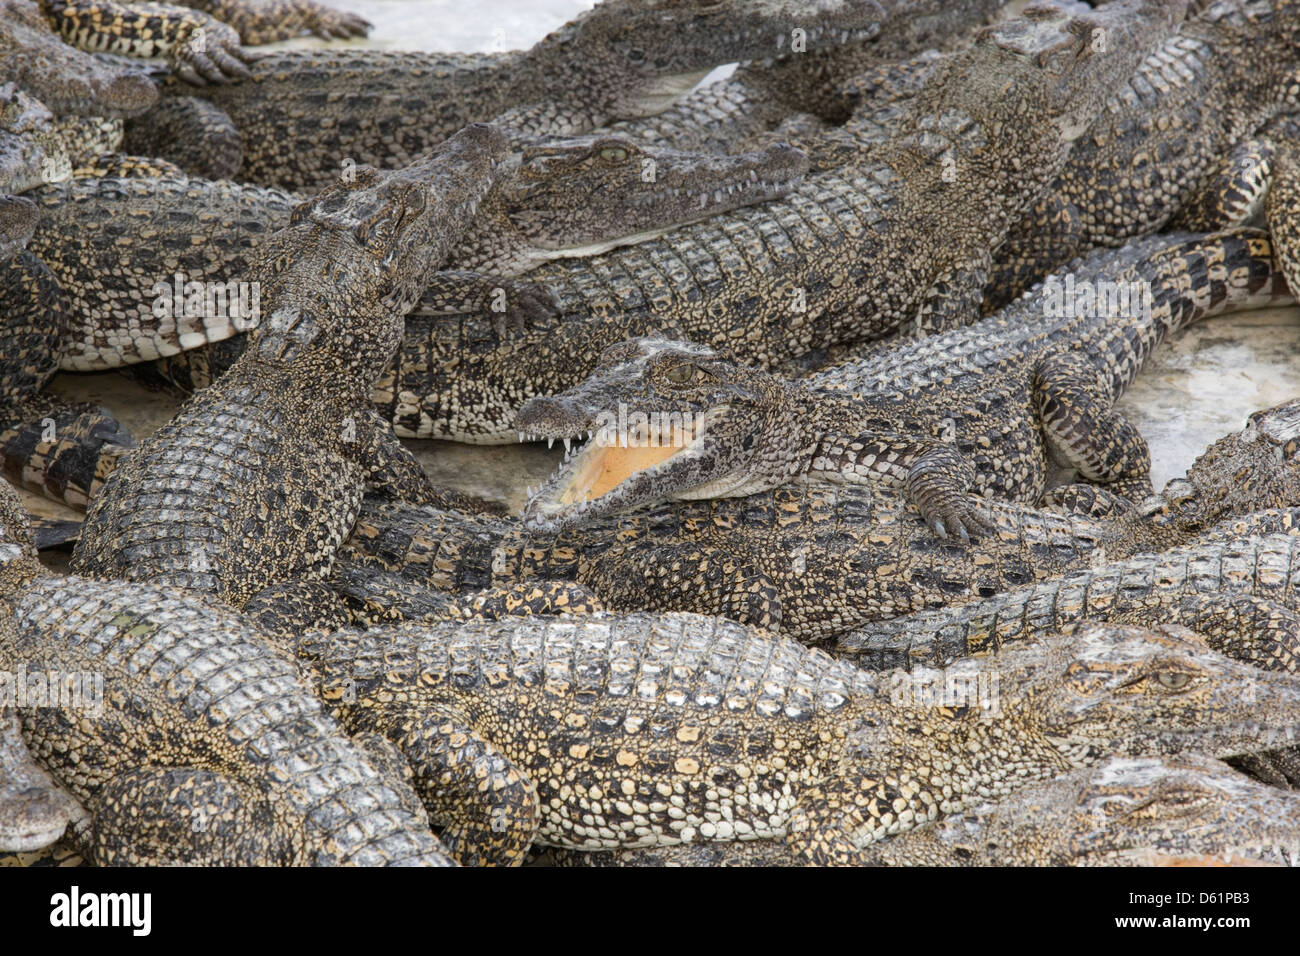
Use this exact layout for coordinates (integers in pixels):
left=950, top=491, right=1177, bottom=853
left=862, top=755, right=1300, bottom=866
left=142, top=0, right=887, bottom=190
left=595, top=0, right=1008, bottom=152
left=24, top=134, right=807, bottom=369
left=832, top=398, right=1300, bottom=665
left=512, top=230, right=1292, bottom=535
left=0, top=480, right=452, bottom=865
left=0, top=0, right=157, bottom=117
left=358, top=0, right=1190, bottom=442
left=285, top=615, right=1300, bottom=864
left=558, top=753, right=1300, bottom=865
left=70, top=124, right=508, bottom=608
left=986, top=0, right=1300, bottom=308
left=339, top=394, right=1300, bottom=643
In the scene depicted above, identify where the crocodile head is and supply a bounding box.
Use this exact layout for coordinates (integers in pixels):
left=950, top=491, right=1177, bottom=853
left=515, top=337, right=796, bottom=532
left=1030, top=625, right=1300, bottom=764
left=0, top=84, right=70, bottom=193
left=0, top=0, right=157, bottom=117
left=1143, top=397, right=1300, bottom=534
left=865, top=755, right=1300, bottom=866
left=905, top=0, right=1188, bottom=160
left=253, top=124, right=508, bottom=383
left=518, top=0, right=894, bottom=132
left=457, top=136, right=808, bottom=273
left=0, top=193, right=36, bottom=260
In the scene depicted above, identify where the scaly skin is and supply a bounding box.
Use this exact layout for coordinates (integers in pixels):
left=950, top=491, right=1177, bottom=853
left=337, top=396, right=1300, bottom=644
left=70, top=125, right=509, bottom=608
left=862, top=755, right=1300, bottom=866
left=597, top=0, right=1008, bottom=151
left=0, top=709, right=85, bottom=853
left=0, top=480, right=452, bottom=865
left=8, top=134, right=808, bottom=509
left=0, top=0, right=157, bottom=117
left=511, top=231, right=1290, bottom=537
left=39, top=0, right=253, bottom=85
left=986, top=0, right=1300, bottom=308
left=153, top=0, right=889, bottom=190
left=808, top=230, right=1291, bottom=511
left=549, top=754, right=1300, bottom=866
left=32, top=136, right=808, bottom=372
left=363, top=0, right=1190, bottom=442
left=285, top=616, right=1300, bottom=864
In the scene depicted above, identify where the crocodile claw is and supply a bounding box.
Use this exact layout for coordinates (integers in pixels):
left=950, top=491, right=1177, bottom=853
left=489, top=281, right=559, bottom=339
left=172, top=26, right=254, bottom=87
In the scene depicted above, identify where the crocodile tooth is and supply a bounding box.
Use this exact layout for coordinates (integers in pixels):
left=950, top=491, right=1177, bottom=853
left=563, top=438, right=571, bottom=454
left=518, top=432, right=526, bottom=443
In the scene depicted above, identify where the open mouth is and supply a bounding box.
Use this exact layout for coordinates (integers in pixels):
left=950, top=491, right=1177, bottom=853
left=517, top=415, right=707, bottom=530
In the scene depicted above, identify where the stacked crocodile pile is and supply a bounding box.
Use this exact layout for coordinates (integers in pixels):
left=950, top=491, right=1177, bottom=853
left=0, top=0, right=1298, bottom=867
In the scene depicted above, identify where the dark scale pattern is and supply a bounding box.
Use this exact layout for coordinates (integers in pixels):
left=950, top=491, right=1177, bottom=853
left=71, top=125, right=508, bottom=607
left=0, top=481, right=450, bottom=865
left=304, top=612, right=875, bottom=862
left=376, top=1, right=1188, bottom=441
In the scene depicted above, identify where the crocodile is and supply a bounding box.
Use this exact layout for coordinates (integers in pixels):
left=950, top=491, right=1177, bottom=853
left=1, top=134, right=808, bottom=509
left=24, top=133, right=807, bottom=370
left=344, top=0, right=1192, bottom=442
left=38, top=0, right=372, bottom=85
left=832, top=396, right=1300, bottom=667
left=985, top=0, right=1300, bottom=308
left=0, top=87, right=138, bottom=512
left=861, top=755, right=1300, bottom=866
left=69, top=124, right=509, bottom=609
left=595, top=0, right=1009, bottom=152
left=512, top=230, right=1292, bottom=535
left=134, top=0, right=889, bottom=191
left=0, top=481, right=453, bottom=866
left=548, top=753, right=1300, bottom=865
left=335, top=391, right=1300, bottom=643
left=278, top=615, right=1300, bottom=864
left=0, top=0, right=157, bottom=117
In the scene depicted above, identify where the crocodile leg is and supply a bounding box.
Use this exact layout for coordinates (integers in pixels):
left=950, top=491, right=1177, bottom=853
left=89, top=767, right=293, bottom=866
left=1032, top=350, right=1153, bottom=499
left=38, top=0, right=253, bottom=85
left=0, top=399, right=135, bottom=509
left=785, top=772, right=880, bottom=866
left=122, top=95, right=242, bottom=180
left=1265, top=137, right=1300, bottom=298
left=395, top=712, right=539, bottom=868
left=356, top=410, right=437, bottom=504
left=414, top=271, right=559, bottom=338
left=173, top=0, right=370, bottom=43
left=240, top=579, right=353, bottom=640
left=912, top=251, right=991, bottom=335
left=580, top=542, right=783, bottom=633
left=1170, top=136, right=1275, bottom=231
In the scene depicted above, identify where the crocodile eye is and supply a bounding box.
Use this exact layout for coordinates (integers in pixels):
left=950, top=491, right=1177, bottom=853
left=626, top=48, right=646, bottom=63
left=1155, top=672, right=1193, bottom=691
left=663, top=364, right=697, bottom=385
left=598, top=147, right=628, bottom=162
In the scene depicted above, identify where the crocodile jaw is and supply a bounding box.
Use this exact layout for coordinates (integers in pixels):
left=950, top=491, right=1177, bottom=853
left=523, top=419, right=706, bottom=529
